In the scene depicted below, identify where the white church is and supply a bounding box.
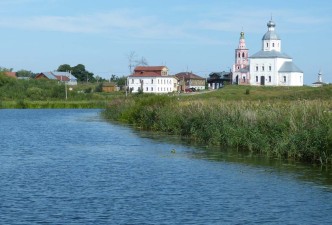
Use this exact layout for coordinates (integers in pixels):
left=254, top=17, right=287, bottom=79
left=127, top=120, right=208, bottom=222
left=232, top=19, right=304, bottom=86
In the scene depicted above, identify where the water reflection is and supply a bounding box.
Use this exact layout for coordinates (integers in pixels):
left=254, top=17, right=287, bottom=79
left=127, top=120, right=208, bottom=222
left=134, top=128, right=332, bottom=189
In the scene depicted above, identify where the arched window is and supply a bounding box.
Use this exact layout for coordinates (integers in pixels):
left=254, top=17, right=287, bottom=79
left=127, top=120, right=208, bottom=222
left=238, top=53, right=240, bottom=58
left=242, top=52, right=245, bottom=57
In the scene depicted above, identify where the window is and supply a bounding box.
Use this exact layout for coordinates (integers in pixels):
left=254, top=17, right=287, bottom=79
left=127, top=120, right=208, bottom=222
left=268, top=76, right=271, bottom=82
left=256, top=66, right=258, bottom=72
left=146, top=87, right=148, bottom=91
left=256, top=76, right=258, bottom=82
left=131, top=79, right=134, bottom=84
left=267, top=43, right=269, bottom=47
left=269, top=66, right=272, bottom=71
left=262, top=66, right=265, bottom=71
left=283, top=76, right=287, bottom=82
left=238, top=53, right=240, bottom=57
left=272, top=43, right=275, bottom=47
left=242, top=52, right=245, bottom=57
left=151, top=87, right=153, bottom=91
left=151, top=79, right=153, bottom=84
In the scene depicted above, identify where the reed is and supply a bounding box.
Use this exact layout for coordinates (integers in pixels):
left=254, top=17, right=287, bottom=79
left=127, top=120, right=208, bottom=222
left=103, top=93, right=332, bottom=164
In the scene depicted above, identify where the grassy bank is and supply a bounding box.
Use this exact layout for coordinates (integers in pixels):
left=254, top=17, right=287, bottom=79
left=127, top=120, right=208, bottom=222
left=103, top=85, right=332, bottom=164
left=0, top=74, right=122, bottom=109
left=0, top=100, right=107, bottom=109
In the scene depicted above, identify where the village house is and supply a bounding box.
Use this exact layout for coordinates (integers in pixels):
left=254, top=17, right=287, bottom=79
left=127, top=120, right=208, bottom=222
left=102, top=82, right=118, bottom=92
left=175, top=72, right=206, bottom=92
left=36, top=71, right=78, bottom=85
left=207, top=71, right=232, bottom=89
left=127, top=66, right=178, bottom=93
left=3, top=71, right=17, bottom=79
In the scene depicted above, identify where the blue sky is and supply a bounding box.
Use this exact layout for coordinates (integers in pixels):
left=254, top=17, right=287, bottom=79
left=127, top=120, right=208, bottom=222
left=0, top=0, right=331, bottom=84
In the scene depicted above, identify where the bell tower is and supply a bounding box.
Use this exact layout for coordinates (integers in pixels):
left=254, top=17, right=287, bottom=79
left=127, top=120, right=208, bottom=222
left=232, top=31, right=249, bottom=84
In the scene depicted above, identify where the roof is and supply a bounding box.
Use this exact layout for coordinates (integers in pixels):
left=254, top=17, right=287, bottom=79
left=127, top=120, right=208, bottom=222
left=40, top=72, right=57, bottom=79
left=209, top=71, right=231, bottom=78
left=130, top=66, right=169, bottom=77
left=239, top=68, right=249, bottom=73
left=38, top=71, right=77, bottom=81
left=175, top=72, right=205, bottom=80
left=4, top=72, right=17, bottom=78
left=135, top=66, right=167, bottom=71
left=250, top=50, right=291, bottom=59
left=262, top=20, right=281, bottom=40
left=54, top=75, right=70, bottom=81
left=278, top=61, right=303, bottom=73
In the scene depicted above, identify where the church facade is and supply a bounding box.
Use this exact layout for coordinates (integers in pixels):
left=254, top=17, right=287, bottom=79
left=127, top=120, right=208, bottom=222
left=232, top=19, right=304, bottom=86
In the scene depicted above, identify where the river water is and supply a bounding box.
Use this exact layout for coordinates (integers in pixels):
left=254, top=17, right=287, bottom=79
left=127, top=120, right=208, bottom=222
left=0, top=109, right=332, bottom=224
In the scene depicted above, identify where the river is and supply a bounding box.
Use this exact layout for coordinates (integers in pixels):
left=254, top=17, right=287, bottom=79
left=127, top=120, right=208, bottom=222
left=0, top=109, right=331, bottom=224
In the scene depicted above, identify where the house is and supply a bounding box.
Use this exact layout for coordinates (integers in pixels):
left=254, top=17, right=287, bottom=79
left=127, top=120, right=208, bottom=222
left=36, top=71, right=77, bottom=85
left=207, top=71, right=232, bottom=89
left=127, top=66, right=178, bottom=93
left=232, top=19, right=303, bottom=86
left=102, top=82, right=118, bottom=92
left=3, top=71, right=17, bottom=79
left=175, top=72, right=206, bottom=92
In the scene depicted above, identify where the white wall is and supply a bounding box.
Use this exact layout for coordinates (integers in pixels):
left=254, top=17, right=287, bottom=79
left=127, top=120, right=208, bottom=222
left=128, top=77, right=177, bottom=93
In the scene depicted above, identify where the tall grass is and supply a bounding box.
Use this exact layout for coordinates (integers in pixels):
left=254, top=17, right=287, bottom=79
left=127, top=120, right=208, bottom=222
left=103, top=93, right=332, bottom=164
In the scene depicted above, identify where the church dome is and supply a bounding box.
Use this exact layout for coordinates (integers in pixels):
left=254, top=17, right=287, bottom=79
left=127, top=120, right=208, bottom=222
left=262, top=20, right=280, bottom=40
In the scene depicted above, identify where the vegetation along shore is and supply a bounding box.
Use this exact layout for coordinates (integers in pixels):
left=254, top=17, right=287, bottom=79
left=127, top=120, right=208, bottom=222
left=103, top=85, right=332, bottom=165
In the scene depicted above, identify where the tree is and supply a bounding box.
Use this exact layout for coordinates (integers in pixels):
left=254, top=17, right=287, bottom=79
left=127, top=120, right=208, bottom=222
left=135, top=57, right=148, bottom=66
left=127, top=52, right=149, bottom=74
left=57, top=64, right=71, bottom=72
left=56, top=63, right=96, bottom=82
left=127, top=51, right=137, bottom=74
left=16, top=69, right=35, bottom=78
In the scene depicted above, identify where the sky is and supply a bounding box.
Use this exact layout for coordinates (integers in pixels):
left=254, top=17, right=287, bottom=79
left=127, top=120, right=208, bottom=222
left=0, top=0, right=331, bottom=84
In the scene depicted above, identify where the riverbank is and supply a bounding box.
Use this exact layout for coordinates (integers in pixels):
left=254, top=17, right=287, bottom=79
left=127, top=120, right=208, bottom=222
left=0, top=100, right=107, bottom=109
left=103, top=85, right=332, bottom=164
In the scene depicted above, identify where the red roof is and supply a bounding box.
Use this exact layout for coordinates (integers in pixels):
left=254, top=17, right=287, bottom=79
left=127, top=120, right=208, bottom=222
left=130, top=66, right=168, bottom=77
left=4, top=72, right=17, bottom=78
left=55, top=75, right=70, bottom=81
left=135, top=66, right=166, bottom=71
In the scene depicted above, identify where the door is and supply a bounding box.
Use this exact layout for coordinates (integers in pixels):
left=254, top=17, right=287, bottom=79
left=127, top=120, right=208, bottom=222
left=260, top=76, right=265, bottom=85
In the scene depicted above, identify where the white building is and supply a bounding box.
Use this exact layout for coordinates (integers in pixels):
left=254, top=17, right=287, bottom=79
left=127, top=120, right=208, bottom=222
left=127, top=66, right=178, bottom=93
left=233, top=19, right=304, bottom=86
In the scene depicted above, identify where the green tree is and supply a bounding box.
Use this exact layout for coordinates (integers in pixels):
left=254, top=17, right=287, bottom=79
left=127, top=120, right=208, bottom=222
left=16, top=69, right=35, bottom=78
left=56, top=63, right=96, bottom=83
left=57, top=64, right=72, bottom=72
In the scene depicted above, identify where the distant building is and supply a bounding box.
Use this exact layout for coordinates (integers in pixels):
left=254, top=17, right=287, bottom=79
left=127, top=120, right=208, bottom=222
left=127, top=66, right=178, bottom=93
left=312, top=70, right=326, bottom=87
left=232, top=19, right=304, bottom=86
left=207, top=71, right=232, bottom=89
left=232, top=31, right=250, bottom=85
left=175, top=72, right=205, bottom=92
left=102, top=82, right=118, bottom=92
left=3, top=71, right=17, bottom=79
left=36, top=71, right=77, bottom=85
